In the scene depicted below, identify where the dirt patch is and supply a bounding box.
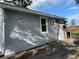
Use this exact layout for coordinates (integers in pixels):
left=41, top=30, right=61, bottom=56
left=0, top=41, right=79, bottom=59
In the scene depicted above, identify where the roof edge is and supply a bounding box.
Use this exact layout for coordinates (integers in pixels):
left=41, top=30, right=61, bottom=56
left=0, top=2, right=66, bottom=22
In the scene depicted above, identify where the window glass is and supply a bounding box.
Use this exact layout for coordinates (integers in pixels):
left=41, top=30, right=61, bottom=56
left=41, top=18, right=47, bottom=32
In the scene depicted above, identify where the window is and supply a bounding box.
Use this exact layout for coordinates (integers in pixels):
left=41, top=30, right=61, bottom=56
left=52, top=20, right=57, bottom=26
left=41, top=17, right=47, bottom=32
left=52, top=20, right=56, bottom=26
left=63, top=25, right=66, bottom=29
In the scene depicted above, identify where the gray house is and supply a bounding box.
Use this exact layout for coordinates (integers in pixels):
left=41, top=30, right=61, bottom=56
left=0, top=2, right=66, bottom=56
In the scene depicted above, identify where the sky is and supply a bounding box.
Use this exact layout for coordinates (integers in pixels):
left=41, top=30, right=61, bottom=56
left=28, top=0, right=79, bottom=26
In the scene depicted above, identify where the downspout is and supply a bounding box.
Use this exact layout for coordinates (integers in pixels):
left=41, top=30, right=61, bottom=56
left=57, top=23, right=60, bottom=41
left=2, top=9, right=5, bottom=56
left=0, top=0, right=5, bottom=56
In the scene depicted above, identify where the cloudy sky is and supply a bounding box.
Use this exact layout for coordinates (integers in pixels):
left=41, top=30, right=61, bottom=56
left=28, top=0, right=79, bottom=26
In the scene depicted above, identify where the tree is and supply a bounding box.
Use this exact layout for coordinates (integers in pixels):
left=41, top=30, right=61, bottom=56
left=5, top=0, right=32, bottom=8
left=75, top=0, right=79, bottom=5
left=71, top=19, right=75, bottom=26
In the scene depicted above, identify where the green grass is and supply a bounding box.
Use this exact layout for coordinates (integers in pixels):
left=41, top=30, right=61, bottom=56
left=71, top=32, right=79, bottom=38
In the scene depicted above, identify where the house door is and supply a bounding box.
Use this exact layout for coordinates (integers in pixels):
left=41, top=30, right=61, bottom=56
left=59, top=25, right=64, bottom=40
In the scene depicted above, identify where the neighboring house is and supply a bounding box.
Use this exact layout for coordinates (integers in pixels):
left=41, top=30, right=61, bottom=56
left=0, top=2, right=66, bottom=56
left=67, top=25, right=79, bottom=38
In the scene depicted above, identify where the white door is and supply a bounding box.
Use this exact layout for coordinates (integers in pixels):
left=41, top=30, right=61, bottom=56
left=59, top=25, right=64, bottom=41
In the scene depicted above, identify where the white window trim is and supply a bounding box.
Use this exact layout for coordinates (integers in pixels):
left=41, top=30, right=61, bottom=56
left=40, top=17, right=48, bottom=33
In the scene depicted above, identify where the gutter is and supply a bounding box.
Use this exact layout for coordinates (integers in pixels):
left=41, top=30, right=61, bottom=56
left=0, top=2, right=66, bottom=22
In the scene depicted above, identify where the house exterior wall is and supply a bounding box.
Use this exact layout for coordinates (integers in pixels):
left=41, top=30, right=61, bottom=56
left=4, top=10, right=58, bottom=56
